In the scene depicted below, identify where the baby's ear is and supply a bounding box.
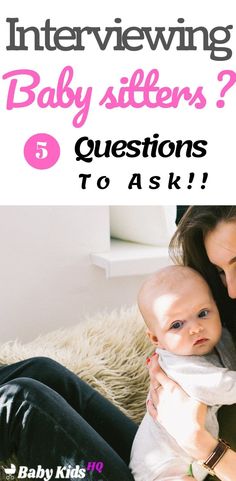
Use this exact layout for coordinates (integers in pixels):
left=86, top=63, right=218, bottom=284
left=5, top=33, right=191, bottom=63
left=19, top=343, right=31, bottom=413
left=146, top=329, right=159, bottom=346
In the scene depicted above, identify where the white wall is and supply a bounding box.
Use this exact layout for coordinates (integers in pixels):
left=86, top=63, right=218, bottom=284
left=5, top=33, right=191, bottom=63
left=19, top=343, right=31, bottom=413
left=0, top=206, right=171, bottom=343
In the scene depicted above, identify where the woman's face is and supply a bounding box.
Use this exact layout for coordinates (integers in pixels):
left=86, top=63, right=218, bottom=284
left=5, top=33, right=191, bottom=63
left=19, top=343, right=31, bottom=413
left=205, top=220, right=236, bottom=299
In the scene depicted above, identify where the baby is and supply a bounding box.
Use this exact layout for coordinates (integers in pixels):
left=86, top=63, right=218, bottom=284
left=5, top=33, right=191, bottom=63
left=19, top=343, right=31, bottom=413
left=129, top=265, right=236, bottom=481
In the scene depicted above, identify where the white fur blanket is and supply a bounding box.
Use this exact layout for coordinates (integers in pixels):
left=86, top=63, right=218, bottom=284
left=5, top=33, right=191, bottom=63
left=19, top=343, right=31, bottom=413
left=0, top=306, right=152, bottom=423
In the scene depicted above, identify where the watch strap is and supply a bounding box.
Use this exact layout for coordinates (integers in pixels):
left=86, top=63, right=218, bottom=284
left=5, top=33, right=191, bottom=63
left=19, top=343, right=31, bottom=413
left=202, top=439, right=230, bottom=475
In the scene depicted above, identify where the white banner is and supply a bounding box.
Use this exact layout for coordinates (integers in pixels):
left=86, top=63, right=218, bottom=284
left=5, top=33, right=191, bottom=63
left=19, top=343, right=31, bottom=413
left=0, top=0, right=235, bottom=204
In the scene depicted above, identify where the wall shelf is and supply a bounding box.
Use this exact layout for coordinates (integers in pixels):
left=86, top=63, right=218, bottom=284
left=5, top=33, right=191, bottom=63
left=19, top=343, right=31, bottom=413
left=91, top=239, right=171, bottom=278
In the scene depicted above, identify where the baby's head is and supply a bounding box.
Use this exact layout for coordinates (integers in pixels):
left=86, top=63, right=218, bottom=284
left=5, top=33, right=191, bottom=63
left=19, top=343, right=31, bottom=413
left=138, top=265, right=222, bottom=356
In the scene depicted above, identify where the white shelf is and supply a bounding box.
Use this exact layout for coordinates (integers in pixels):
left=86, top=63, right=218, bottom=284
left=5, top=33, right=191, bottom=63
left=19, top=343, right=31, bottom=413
left=90, top=239, right=171, bottom=278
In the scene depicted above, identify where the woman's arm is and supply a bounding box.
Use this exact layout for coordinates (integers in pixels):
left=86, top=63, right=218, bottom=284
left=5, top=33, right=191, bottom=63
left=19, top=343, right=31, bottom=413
left=148, top=354, right=236, bottom=481
left=186, top=430, right=236, bottom=481
left=213, top=448, right=236, bottom=481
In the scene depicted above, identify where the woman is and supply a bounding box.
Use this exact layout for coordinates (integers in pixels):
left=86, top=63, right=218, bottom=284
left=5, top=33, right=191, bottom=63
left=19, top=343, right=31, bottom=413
left=1, top=205, right=235, bottom=481
left=148, top=206, right=236, bottom=481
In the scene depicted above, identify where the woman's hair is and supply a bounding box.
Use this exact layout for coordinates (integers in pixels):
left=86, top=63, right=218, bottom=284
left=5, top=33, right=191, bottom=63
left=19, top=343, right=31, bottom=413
left=170, top=206, right=236, bottom=334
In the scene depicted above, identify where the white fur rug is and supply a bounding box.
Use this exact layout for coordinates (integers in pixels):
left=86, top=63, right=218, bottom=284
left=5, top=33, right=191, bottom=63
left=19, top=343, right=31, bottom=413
left=0, top=306, right=152, bottom=423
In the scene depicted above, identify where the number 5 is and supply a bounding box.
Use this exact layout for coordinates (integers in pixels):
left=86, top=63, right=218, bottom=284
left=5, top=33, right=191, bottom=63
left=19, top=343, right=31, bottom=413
left=36, top=141, right=48, bottom=159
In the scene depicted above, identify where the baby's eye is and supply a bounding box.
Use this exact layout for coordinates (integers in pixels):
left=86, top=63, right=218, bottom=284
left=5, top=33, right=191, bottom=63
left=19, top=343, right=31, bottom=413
left=198, top=309, right=209, bottom=318
left=170, top=321, right=184, bottom=330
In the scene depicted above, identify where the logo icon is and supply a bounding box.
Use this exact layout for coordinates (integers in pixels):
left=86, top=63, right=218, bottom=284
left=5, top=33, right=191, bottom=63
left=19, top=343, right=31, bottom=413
left=1, top=464, right=16, bottom=480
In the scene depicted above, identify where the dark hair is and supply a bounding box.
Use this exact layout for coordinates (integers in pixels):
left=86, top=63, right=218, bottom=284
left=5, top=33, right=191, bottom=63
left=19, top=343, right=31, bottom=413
left=170, top=206, right=236, bottom=335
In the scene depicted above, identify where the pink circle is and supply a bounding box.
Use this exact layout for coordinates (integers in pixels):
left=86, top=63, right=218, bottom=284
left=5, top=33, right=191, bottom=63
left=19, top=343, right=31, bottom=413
left=216, top=99, right=225, bottom=108
left=24, top=133, right=60, bottom=170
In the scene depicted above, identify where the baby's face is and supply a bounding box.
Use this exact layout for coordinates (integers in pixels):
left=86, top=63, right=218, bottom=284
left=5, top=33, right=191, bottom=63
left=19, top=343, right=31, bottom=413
left=147, top=275, right=222, bottom=356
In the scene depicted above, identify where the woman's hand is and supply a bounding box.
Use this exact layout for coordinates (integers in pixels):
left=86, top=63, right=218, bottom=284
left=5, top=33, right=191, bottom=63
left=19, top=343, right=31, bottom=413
left=147, top=353, right=217, bottom=460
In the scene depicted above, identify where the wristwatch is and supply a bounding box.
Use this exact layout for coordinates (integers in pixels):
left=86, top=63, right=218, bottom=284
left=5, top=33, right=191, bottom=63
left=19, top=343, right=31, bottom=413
left=201, top=439, right=230, bottom=475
